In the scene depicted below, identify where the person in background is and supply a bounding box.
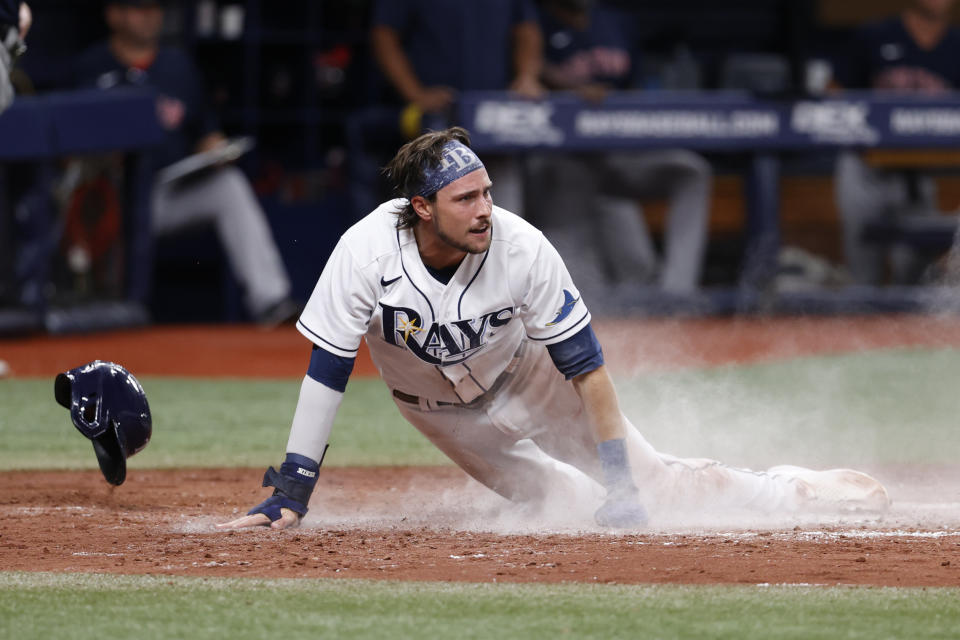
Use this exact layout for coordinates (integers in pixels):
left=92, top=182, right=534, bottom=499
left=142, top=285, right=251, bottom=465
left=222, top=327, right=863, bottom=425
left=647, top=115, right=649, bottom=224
left=369, top=0, right=545, bottom=217
left=527, top=0, right=712, bottom=299
left=833, top=0, right=960, bottom=285
left=0, top=0, right=29, bottom=114
left=0, top=1, right=30, bottom=315
left=71, top=0, right=299, bottom=325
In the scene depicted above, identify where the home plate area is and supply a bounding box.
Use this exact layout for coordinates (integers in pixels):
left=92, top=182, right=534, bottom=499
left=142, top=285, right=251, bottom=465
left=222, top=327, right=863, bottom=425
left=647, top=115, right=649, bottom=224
left=1, top=466, right=957, bottom=586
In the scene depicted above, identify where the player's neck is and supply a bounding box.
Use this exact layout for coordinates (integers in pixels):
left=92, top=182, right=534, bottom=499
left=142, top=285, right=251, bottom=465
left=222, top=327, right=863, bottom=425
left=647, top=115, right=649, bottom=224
left=413, top=224, right=466, bottom=270
left=902, top=8, right=951, bottom=50
left=109, top=34, right=159, bottom=69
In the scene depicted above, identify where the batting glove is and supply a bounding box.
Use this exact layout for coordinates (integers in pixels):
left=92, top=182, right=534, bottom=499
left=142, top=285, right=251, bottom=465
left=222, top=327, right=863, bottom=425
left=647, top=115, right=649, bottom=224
left=248, top=452, right=320, bottom=522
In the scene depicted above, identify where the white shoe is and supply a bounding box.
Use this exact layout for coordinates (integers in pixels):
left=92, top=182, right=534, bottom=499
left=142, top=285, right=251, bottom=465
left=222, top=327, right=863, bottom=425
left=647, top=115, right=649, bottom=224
left=768, top=465, right=891, bottom=513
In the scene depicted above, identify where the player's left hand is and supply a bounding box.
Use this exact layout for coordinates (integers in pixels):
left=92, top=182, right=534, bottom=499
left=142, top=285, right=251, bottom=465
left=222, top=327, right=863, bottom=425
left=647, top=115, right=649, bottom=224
left=216, top=507, right=300, bottom=530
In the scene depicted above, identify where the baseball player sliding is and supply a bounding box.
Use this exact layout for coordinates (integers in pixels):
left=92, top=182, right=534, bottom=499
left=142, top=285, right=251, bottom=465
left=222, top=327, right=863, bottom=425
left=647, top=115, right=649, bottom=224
left=219, top=127, right=889, bottom=531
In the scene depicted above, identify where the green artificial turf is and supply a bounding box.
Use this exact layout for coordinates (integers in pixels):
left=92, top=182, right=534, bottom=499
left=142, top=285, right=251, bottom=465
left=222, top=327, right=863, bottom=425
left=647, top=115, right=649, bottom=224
left=2, top=572, right=958, bottom=640
left=1, top=347, right=957, bottom=471
left=0, top=375, right=445, bottom=469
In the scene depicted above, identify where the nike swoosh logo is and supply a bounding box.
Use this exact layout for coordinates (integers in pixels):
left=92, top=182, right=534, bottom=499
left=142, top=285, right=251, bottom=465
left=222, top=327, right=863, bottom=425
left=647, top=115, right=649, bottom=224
left=380, top=275, right=402, bottom=287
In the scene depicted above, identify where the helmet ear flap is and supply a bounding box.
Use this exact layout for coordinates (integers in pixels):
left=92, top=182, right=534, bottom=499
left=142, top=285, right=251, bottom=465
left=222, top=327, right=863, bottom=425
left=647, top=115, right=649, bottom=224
left=54, top=373, right=72, bottom=409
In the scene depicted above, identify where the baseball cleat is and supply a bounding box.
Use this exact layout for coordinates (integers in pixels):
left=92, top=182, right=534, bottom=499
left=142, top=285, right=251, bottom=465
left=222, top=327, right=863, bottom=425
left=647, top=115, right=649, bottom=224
left=769, top=465, right=891, bottom=513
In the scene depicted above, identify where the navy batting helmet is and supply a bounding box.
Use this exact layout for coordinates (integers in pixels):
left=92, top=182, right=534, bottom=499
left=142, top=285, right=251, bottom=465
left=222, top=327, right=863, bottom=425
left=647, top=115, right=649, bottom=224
left=54, top=360, right=152, bottom=486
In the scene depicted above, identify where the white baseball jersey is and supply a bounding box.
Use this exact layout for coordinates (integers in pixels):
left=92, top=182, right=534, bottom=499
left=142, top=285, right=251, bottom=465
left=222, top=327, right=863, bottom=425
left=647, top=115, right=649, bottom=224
left=297, top=199, right=591, bottom=404
left=292, top=198, right=821, bottom=522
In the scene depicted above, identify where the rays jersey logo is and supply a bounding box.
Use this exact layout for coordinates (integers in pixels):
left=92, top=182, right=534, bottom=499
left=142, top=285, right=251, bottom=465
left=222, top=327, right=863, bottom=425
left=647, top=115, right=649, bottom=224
left=380, top=303, right=514, bottom=365
left=546, top=289, right=579, bottom=326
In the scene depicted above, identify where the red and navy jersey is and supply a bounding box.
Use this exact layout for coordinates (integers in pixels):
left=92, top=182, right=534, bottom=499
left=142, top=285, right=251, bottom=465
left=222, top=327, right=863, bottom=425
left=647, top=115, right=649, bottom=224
left=71, top=42, right=220, bottom=170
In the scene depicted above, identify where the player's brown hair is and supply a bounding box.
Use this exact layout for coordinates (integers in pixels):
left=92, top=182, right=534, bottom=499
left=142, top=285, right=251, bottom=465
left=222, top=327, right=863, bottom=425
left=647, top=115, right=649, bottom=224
left=383, top=126, right=473, bottom=229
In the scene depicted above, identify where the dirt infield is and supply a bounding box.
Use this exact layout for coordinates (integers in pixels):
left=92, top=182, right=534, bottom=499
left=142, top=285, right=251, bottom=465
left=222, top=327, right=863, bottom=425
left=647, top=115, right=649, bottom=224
left=1, top=467, right=958, bottom=586
left=2, top=316, right=960, bottom=586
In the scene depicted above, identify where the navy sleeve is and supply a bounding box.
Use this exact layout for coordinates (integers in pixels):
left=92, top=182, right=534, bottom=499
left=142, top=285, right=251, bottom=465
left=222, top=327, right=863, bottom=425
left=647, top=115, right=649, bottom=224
left=834, top=32, right=865, bottom=88
left=546, top=323, right=604, bottom=380
left=834, top=20, right=886, bottom=89
left=70, top=43, right=112, bottom=89
left=166, top=48, right=220, bottom=143
left=307, top=345, right=356, bottom=393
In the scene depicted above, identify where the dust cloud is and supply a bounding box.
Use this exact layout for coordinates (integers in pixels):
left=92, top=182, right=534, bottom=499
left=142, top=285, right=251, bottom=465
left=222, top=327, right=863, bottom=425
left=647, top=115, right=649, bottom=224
left=288, top=316, right=960, bottom=536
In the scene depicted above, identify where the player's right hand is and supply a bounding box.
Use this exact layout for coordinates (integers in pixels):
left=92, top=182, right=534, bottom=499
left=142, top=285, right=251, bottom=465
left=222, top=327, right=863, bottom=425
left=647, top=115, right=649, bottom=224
left=218, top=457, right=318, bottom=530
left=216, top=507, right=300, bottom=530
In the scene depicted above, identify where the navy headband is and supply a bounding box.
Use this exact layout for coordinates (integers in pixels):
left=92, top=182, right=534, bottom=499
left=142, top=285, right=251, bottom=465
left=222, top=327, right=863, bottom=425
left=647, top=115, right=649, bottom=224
left=415, top=141, right=485, bottom=198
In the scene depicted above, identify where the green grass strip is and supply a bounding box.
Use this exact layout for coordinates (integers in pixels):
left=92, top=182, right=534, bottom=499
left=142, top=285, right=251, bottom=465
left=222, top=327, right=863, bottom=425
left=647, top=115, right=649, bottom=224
left=2, top=347, right=958, bottom=471
left=0, top=375, right=447, bottom=469
left=1, top=572, right=958, bottom=640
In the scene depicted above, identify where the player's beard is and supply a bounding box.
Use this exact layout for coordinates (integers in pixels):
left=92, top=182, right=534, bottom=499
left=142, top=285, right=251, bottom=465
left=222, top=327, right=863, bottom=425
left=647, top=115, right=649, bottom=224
left=433, top=217, right=492, bottom=255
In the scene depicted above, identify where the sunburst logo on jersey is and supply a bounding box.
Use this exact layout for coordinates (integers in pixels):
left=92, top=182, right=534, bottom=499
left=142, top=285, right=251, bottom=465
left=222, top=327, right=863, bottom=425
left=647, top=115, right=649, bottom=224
left=397, top=316, right=422, bottom=342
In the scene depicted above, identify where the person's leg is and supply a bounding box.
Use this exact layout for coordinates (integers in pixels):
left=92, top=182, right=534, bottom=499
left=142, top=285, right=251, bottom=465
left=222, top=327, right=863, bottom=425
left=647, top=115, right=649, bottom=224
left=528, top=154, right=659, bottom=293
left=890, top=173, right=938, bottom=284
left=594, top=195, right=658, bottom=286
left=0, top=37, right=13, bottom=116
left=525, top=393, right=800, bottom=517
left=944, top=214, right=960, bottom=287
left=835, top=151, right=909, bottom=285
left=393, top=399, right=604, bottom=517
left=601, top=150, right=711, bottom=293
left=397, top=342, right=887, bottom=524
left=486, top=344, right=697, bottom=515
left=485, top=154, right=525, bottom=218
left=511, top=344, right=883, bottom=519
left=524, top=153, right=614, bottom=298
left=657, top=151, right=711, bottom=292
left=152, top=167, right=292, bottom=317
